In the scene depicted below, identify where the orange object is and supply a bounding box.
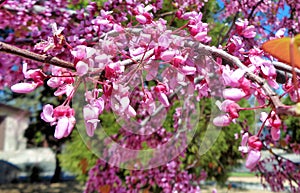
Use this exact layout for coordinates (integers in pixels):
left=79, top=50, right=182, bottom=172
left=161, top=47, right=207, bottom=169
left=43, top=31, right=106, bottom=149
left=99, top=185, right=111, bottom=193
left=262, top=34, right=300, bottom=68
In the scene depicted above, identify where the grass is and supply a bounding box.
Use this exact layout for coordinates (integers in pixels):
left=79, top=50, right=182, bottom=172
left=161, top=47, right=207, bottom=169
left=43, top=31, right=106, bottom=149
left=229, top=172, right=256, bottom=177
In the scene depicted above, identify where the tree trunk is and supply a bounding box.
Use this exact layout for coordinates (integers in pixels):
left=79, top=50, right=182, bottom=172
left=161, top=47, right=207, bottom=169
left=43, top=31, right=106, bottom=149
left=51, top=150, right=61, bottom=183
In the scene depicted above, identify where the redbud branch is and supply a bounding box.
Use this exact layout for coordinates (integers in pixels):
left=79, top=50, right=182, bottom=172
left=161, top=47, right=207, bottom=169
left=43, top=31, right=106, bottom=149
left=158, top=11, right=176, bottom=18
left=257, top=111, right=272, bottom=137
left=197, top=43, right=299, bottom=116
left=247, top=0, right=264, bottom=20
left=0, top=41, right=75, bottom=70
left=273, top=61, right=300, bottom=77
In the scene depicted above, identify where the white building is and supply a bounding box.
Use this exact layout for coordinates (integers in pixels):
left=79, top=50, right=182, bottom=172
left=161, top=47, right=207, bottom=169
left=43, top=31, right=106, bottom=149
left=0, top=103, right=55, bottom=182
left=0, top=103, right=29, bottom=151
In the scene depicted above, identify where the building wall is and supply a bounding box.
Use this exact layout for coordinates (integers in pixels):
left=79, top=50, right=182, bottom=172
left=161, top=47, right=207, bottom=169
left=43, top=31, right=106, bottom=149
left=0, top=104, right=29, bottom=151
left=3, top=116, right=28, bottom=151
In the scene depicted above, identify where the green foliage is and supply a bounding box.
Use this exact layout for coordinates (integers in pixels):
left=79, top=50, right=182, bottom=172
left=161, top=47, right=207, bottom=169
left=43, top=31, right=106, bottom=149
left=282, top=96, right=300, bottom=150
left=100, top=111, right=121, bottom=136
left=201, top=0, right=229, bottom=46
left=67, top=0, right=106, bottom=10
left=59, top=111, right=121, bottom=182
left=59, top=129, right=97, bottom=182
left=182, top=98, right=254, bottom=185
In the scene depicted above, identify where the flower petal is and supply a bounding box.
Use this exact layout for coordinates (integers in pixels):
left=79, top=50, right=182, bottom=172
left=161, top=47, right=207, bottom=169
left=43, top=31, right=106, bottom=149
left=11, top=82, right=38, bottom=93
left=41, top=104, right=56, bottom=123
left=245, top=150, right=261, bottom=169
left=54, top=117, right=69, bottom=139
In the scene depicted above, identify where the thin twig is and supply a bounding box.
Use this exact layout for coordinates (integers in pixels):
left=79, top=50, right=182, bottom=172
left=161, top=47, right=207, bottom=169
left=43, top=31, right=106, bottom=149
left=219, top=12, right=239, bottom=45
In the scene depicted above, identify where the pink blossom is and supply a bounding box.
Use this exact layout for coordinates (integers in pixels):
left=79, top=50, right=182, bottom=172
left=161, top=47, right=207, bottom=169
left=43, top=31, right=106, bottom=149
left=187, top=12, right=211, bottom=43
left=134, top=4, right=153, bottom=24
left=235, top=19, right=256, bottom=38
left=245, top=149, right=261, bottom=169
left=227, top=35, right=244, bottom=55
left=110, top=83, right=136, bottom=117
left=248, top=136, right=263, bottom=151
left=260, top=112, right=281, bottom=141
left=22, top=63, right=47, bottom=85
left=11, top=82, right=39, bottom=93
left=239, top=132, right=249, bottom=153
left=160, top=50, right=176, bottom=61
left=223, top=88, right=247, bottom=101
left=55, top=116, right=76, bottom=139
left=274, top=28, right=286, bottom=38
left=47, top=67, right=74, bottom=88
left=180, top=65, right=196, bottom=75
left=40, top=104, right=56, bottom=123
left=213, top=114, right=232, bottom=127
left=11, top=63, right=47, bottom=93
left=71, top=45, right=96, bottom=62
left=41, top=104, right=75, bottom=139
left=221, top=66, right=245, bottom=87
left=83, top=104, right=100, bottom=137
left=76, top=61, right=89, bottom=76
left=142, top=90, right=156, bottom=114
left=54, top=84, right=74, bottom=97
left=157, top=92, right=170, bottom=107
left=271, top=127, right=281, bottom=141
left=105, top=62, right=124, bottom=79
left=154, top=83, right=170, bottom=107
left=249, top=55, right=278, bottom=89
left=51, top=23, right=64, bottom=36
left=219, top=100, right=240, bottom=119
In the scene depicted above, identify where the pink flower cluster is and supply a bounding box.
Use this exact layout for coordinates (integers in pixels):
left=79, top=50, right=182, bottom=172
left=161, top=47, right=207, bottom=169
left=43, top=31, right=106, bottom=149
left=41, top=104, right=76, bottom=139
left=239, top=134, right=262, bottom=170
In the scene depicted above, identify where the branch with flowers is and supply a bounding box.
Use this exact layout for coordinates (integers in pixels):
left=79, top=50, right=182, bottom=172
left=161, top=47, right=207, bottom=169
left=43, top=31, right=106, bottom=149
left=1, top=0, right=300, bottom=192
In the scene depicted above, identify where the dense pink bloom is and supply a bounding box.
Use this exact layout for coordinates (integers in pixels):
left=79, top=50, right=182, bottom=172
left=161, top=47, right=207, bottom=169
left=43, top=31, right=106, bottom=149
left=4, top=0, right=300, bottom=191
left=134, top=4, right=153, bottom=24
left=186, top=12, right=211, bottom=43
left=105, top=62, right=124, bottom=79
